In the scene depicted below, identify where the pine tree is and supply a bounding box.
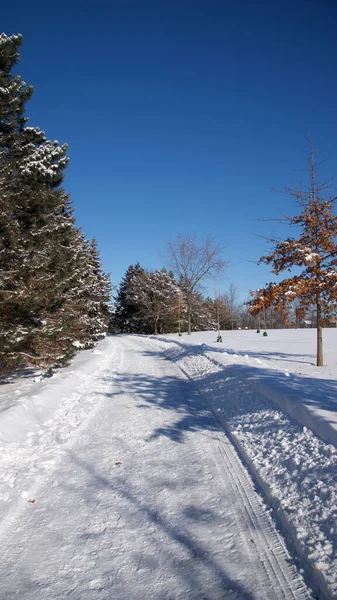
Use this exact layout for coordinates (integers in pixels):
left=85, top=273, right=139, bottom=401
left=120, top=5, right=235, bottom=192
left=26, top=197, right=86, bottom=364
left=128, top=269, right=180, bottom=334
left=0, top=34, right=110, bottom=371
left=0, top=34, right=70, bottom=368
left=249, top=144, right=337, bottom=366
left=76, top=237, right=112, bottom=346
left=187, top=291, right=215, bottom=331
left=113, top=264, right=146, bottom=333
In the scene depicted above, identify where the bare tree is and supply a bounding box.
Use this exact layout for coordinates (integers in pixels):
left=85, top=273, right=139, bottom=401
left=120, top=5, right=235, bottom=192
left=224, top=284, right=241, bottom=329
left=212, top=292, right=229, bottom=332
left=166, top=234, right=226, bottom=334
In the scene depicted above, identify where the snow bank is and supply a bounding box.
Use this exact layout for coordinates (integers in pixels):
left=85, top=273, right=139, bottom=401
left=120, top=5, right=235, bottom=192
left=155, top=329, right=337, bottom=448
left=0, top=336, right=120, bottom=523
left=0, top=337, right=117, bottom=444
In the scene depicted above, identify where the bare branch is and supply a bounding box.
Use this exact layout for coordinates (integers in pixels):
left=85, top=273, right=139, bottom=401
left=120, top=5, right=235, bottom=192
left=165, top=233, right=227, bottom=334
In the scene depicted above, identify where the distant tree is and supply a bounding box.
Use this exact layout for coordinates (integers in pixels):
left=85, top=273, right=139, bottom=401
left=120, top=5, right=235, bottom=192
left=128, top=269, right=180, bottom=334
left=207, top=286, right=243, bottom=331
left=189, top=293, right=216, bottom=331
left=113, top=264, right=146, bottom=333
left=223, top=284, right=242, bottom=329
left=249, top=143, right=337, bottom=366
left=85, top=238, right=112, bottom=340
left=239, top=305, right=257, bottom=330
left=65, top=236, right=112, bottom=349
left=166, top=234, right=226, bottom=334
left=208, top=294, right=229, bottom=330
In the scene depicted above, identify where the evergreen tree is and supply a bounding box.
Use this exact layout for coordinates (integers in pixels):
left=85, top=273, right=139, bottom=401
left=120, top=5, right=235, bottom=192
left=0, top=34, right=111, bottom=371
left=0, top=34, right=70, bottom=368
left=113, top=264, right=146, bottom=333
left=187, top=291, right=215, bottom=331
left=76, top=237, right=112, bottom=346
left=27, top=201, right=88, bottom=364
left=128, top=269, right=180, bottom=334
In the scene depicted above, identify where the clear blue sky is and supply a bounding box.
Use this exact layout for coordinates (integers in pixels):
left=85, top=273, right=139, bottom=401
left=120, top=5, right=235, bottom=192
left=3, top=0, right=337, bottom=302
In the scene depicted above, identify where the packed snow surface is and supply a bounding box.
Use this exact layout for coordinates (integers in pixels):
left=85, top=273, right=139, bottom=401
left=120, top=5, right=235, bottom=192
left=149, top=328, right=337, bottom=598
left=0, top=329, right=336, bottom=598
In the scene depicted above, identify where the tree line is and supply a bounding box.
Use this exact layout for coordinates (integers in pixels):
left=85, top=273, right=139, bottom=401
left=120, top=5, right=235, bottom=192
left=111, top=257, right=294, bottom=337
left=0, top=34, right=111, bottom=374
left=112, top=235, right=245, bottom=335
left=2, top=35, right=336, bottom=372
left=113, top=141, right=337, bottom=371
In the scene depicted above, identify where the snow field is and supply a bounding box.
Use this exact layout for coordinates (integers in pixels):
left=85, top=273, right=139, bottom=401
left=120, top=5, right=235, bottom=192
left=148, top=330, right=337, bottom=599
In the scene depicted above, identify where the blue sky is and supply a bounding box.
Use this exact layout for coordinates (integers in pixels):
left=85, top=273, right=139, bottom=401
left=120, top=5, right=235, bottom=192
left=3, top=0, right=337, bottom=302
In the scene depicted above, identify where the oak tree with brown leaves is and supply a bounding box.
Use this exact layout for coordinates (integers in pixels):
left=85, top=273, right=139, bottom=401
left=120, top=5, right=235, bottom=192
left=249, top=145, right=337, bottom=366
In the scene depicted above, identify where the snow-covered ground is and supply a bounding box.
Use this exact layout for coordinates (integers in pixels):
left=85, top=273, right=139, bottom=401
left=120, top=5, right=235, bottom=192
left=148, top=328, right=337, bottom=599
left=0, top=338, right=121, bottom=521
left=0, top=330, right=336, bottom=598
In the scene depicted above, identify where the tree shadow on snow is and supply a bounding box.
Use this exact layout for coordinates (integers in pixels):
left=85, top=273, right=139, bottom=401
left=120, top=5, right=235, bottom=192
left=137, top=340, right=337, bottom=448
left=103, top=370, right=222, bottom=444
left=62, top=448, right=257, bottom=600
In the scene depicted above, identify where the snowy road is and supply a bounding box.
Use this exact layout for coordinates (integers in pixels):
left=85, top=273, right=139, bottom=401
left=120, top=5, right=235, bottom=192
left=0, top=336, right=312, bottom=599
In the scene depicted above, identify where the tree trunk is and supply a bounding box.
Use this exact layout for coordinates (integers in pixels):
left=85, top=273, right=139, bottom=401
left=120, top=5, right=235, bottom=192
left=187, top=304, right=191, bottom=334
left=154, top=320, right=158, bottom=335
left=316, top=293, right=323, bottom=366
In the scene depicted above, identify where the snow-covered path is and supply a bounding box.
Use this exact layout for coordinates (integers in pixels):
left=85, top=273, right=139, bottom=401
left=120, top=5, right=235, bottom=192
left=0, top=336, right=312, bottom=599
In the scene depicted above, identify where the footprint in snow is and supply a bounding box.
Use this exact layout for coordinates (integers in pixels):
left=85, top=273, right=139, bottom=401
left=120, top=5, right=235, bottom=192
left=89, top=578, right=105, bottom=590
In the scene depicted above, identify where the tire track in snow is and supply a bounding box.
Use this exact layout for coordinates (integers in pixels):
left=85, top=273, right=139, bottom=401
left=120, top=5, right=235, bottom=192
left=184, top=382, right=309, bottom=599
left=149, top=335, right=335, bottom=599
left=137, top=336, right=313, bottom=600
left=0, top=335, right=314, bottom=600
